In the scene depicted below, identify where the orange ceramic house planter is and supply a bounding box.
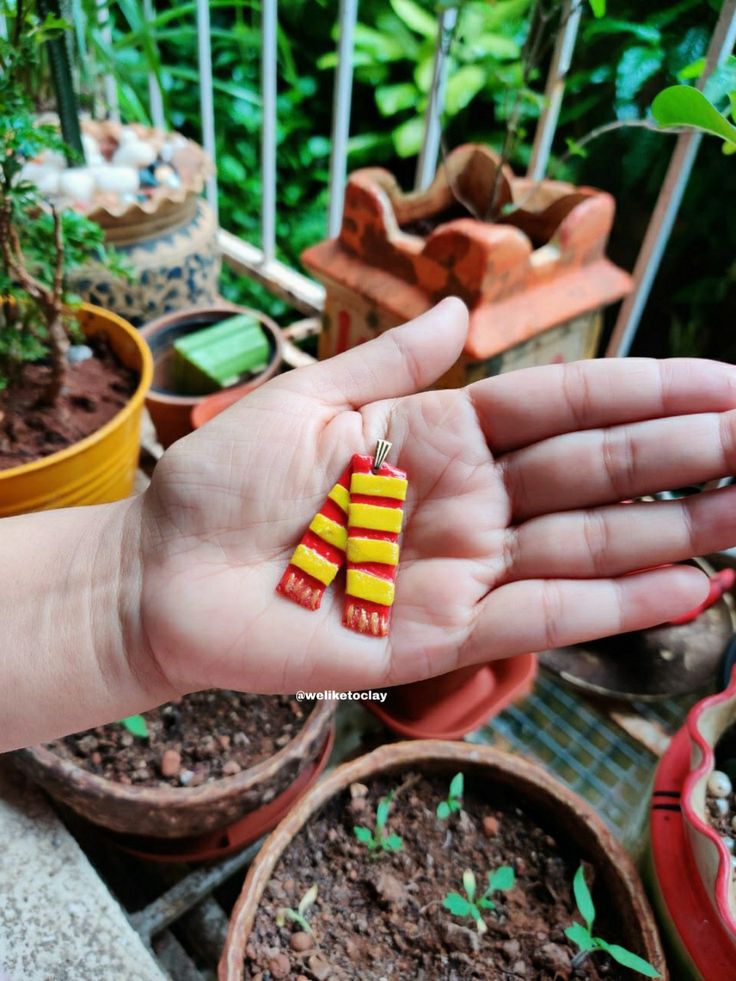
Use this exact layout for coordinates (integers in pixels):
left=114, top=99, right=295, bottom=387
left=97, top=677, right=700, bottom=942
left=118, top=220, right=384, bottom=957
left=0, top=303, right=153, bottom=517
left=303, top=144, right=632, bottom=385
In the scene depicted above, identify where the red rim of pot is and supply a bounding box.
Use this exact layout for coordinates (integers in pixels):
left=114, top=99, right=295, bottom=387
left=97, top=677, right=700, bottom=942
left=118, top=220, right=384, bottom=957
left=218, top=739, right=667, bottom=980
left=13, top=698, right=335, bottom=839
left=140, top=304, right=284, bottom=447
left=366, top=654, right=537, bottom=740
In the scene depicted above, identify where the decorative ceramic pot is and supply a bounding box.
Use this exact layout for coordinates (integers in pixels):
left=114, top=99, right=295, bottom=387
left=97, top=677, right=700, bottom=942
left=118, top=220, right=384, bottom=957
left=303, top=144, right=632, bottom=386
left=220, top=740, right=667, bottom=980
left=140, top=304, right=284, bottom=448
left=0, top=303, right=152, bottom=517
left=13, top=700, right=335, bottom=842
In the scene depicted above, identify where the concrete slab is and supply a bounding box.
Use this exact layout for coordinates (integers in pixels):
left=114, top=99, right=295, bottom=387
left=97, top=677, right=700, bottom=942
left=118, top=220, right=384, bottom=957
left=0, top=759, right=166, bottom=981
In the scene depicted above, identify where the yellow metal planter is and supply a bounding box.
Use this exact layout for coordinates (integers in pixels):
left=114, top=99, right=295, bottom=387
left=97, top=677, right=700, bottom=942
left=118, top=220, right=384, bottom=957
left=0, top=304, right=153, bottom=517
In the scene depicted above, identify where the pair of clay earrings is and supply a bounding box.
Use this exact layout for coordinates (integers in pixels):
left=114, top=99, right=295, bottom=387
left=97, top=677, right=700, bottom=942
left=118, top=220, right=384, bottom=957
left=277, top=440, right=406, bottom=637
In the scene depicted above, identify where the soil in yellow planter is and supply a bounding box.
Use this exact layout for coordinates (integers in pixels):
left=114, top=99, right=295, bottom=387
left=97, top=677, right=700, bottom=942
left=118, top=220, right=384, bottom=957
left=0, top=304, right=153, bottom=517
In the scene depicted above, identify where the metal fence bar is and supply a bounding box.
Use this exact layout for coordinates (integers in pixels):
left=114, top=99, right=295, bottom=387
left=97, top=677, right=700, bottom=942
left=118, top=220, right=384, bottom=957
left=261, top=0, right=278, bottom=261
left=607, top=0, right=736, bottom=357
left=415, top=5, right=458, bottom=191
left=143, top=0, right=165, bottom=131
left=97, top=0, right=120, bottom=121
left=196, top=0, right=218, bottom=219
left=327, top=0, right=358, bottom=236
left=526, top=0, right=582, bottom=181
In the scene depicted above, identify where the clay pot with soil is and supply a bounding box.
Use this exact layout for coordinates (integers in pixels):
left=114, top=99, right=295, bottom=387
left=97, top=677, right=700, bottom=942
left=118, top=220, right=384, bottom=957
left=13, top=691, right=335, bottom=860
left=221, top=740, right=666, bottom=980
left=140, top=304, right=284, bottom=448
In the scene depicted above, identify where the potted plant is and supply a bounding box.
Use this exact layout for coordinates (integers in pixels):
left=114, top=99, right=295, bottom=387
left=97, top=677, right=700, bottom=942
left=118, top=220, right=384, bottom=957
left=0, top=11, right=152, bottom=516
left=220, top=740, right=666, bottom=979
left=140, top=304, right=284, bottom=448
left=13, top=692, right=335, bottom=863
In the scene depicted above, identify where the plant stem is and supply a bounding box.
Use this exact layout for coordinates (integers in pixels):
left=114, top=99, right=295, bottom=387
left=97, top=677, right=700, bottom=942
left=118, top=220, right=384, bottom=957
left=38, top=0, right=85, bottom=163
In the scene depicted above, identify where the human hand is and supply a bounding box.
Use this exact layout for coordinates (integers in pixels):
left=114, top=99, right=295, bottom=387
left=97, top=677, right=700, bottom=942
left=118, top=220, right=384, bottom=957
left=131, top=298, right=736, bottom=697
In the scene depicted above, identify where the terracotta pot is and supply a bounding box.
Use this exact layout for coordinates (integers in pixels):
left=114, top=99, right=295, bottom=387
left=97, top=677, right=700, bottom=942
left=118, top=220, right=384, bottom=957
left=219, top=740, right=667, bottom=980
left=0, top=303, right=152, bottom=517
left=13, top=699, right=334, bottom=840
left=303, top=143, right=632, bottom=388
left=140, top=304, right=284, bottom=448
left=649, top=678, right=736, bottom=978
left=367, top=656, right=537, bottom=740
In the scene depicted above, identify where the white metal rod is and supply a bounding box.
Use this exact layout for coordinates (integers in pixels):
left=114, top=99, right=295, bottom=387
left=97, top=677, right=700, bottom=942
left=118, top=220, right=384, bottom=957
left=261, top=0, right=278, bottom=261
left=97, top=0, right=120, bottom=121
left=327, top=0, right=359, bottom=237
left=527, top=0, right=582, bottom=181
left=415, top=5, right=458, bottom=191
left=143, top=0, right=165, bottom=130
left=196, top=0, right=218, bottom=220
left=607, top=0, right=736, bottom=357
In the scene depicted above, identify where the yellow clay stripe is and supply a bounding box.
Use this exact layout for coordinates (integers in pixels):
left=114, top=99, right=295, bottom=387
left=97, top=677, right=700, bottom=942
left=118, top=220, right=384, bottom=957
left=347, top=537, right=399, bottom=566
left=349, top=503, right=403, bottom=534
left=351, top=473, right=408, bottom=501
left=328, top=483, right=350, bottom=513
left=291, top=544, right=339, bottom=586
left=309, top=513, right=347, bottom=551
left=347, top=569, right=395, bottom=606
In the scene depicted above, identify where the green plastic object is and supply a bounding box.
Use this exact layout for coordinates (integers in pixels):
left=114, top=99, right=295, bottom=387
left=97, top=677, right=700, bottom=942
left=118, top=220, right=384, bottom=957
left=171, top=314, right=271, bottom=395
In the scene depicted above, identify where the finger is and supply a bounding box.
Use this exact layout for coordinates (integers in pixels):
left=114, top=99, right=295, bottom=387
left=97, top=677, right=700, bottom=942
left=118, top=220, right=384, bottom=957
left=502, top=408, right=736, bottom=520
left=468, top=358, right=736, bottom=454
left=501, top=485, right=736, bottom=582
left=461, top=566, right=710, bottom=665
left=280, top=297, right=468, bottom=408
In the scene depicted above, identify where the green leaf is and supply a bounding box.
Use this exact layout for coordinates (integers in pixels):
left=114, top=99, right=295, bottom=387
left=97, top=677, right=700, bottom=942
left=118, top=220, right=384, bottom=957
left=437, top=801, right=451, bottom=820
left=615, top=46, right=665, bottom=106
left=677, top=57, right=706, bottom=81
left=488, top=866, right=515, bottom=892
left=443, top=892, right=472, bottom=916
left=449, top=772, right=464, bottom=800
left=392, top=115, right=425, bottom=157
left=121, top=715, right=149, bottom=738
left=602, top=943, right=661, bottom=978
left=565, top=922, right=596, bottom=953
left=383, top=833, right=403, bottom=852
left=376, top=796, right=391, bottom=830
left=389, top=0, right=437, bottom=38
left=472, top=34, right=520, bottom=60
left=445, top=65, right=486, bottom=116
left=298, top=884, right=318, bottom=915
left=478, top=895, right=496, bottom=910
left=585, top=19, right=660, bottom=44
left=375, top=82, right=417, bottom=117
left=589, top=0, right=605, bottom=17
left=572, top=866, right=596, bottom=929
left=652, top=86, right=736, bottom=146
left=353, top=825, right=374, bottom=845
left=462, top=869, right=476, bottom=901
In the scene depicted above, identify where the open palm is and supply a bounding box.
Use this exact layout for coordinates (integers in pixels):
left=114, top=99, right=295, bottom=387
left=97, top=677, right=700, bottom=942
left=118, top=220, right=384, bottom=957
left=136, top=299, right=736, bottom=697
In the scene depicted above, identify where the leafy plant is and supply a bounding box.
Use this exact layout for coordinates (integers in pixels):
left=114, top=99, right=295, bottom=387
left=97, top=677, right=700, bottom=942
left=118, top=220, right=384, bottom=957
left=436, top=771, right=463, bottom=821
left=120, top=714, right=149, bottom=738
left=565, top=865, right=660, bottom=977
left=276, top=883, right=318, bottom=934
left=353, top=790, right=403, bottom=854
left=652, top=84, right=736, bottom=152
left=443, top=866, right=515, bottom=935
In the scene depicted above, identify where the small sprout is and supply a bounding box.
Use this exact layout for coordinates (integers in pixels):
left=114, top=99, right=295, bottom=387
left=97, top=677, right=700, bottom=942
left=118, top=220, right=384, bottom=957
left=443, top=865, right=515, bottom=934
left=436, top=772, right=464, bottom=821
left=276, top=884, right=318, bottom=934
left=566, top=865, right=660, bottom=978
left=353, top=790, right=403, bottom=854
left=120, top=714, right=149, bottom=738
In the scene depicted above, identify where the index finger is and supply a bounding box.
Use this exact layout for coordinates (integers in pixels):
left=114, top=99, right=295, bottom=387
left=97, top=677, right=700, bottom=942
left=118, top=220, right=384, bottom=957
left=468, top=357, right=736, bottom=454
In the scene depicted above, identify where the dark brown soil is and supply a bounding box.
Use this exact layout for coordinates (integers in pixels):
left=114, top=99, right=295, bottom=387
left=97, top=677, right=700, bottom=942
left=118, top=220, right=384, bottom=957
left=244, top=772, right=642, bottom=980
left=48, top=691, right=309, bottom=788
left=0, top=335, right=137, bottom=470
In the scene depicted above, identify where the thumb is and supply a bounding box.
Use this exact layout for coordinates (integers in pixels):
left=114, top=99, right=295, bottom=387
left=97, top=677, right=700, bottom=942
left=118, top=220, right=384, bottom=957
left=282, top=297, right=468, bottom=408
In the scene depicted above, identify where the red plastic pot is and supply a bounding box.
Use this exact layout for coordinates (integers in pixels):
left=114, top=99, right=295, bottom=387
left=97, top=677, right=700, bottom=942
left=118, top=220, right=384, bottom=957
left=367, top=655, right=537, bottom=740
left=140, top=304, right=284, bottom=447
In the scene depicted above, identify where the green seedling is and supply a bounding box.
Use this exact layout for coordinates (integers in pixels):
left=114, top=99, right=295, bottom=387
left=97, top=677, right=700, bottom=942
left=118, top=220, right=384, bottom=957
left=436, top=772, right=464, bottom=821
left=120, top=714, right=149, bottom=739
left=353, top=790, right=403, bottom=854
left=443, top=866, right=515, bottom=934
left=276, top=884, right=318, bottom=934
left=566, top=865, right=660, bottom=977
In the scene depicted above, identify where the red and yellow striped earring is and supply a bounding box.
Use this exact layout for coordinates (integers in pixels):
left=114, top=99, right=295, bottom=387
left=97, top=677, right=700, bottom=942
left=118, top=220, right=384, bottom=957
left=276, top=440, right=407, bottom=637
